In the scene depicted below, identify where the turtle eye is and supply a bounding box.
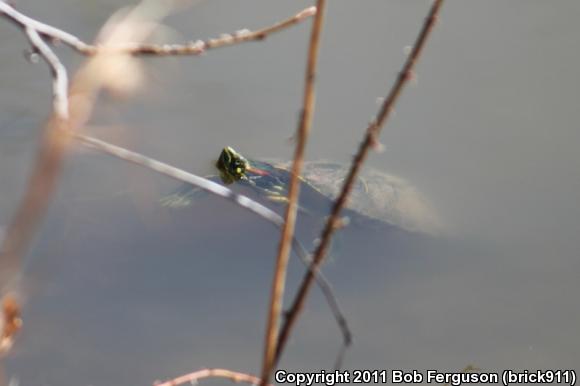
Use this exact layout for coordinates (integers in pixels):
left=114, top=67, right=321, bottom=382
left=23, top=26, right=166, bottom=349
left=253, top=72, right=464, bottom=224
left=236, top=167, right=242, bottom=174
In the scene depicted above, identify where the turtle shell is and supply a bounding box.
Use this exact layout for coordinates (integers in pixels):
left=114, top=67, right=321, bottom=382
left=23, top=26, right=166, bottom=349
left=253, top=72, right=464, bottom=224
left=275, top=161, right=441, bottom=234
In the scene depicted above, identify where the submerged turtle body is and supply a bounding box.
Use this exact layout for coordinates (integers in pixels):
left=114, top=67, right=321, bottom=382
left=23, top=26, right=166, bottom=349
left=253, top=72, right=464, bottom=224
left=276, top=160, right=440, bottom=234
left=161, top=147, right=440, bottom=234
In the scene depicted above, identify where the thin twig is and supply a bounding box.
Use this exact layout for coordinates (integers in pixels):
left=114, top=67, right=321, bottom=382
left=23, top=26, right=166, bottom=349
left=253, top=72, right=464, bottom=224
left=155, top=368, right=267, bottom=386
left=76, top=135, right=295, bottom=230
left=109, top=6, right=317, bottom=56
left=274, top=0, right=446, bottom=365
left=24, top=27, right=69, bottom=119
left=259, top=1, right=326, bottom=384
left=0, top=1, right=316, bottom=56
left=75, top=134, right=350, bottom=345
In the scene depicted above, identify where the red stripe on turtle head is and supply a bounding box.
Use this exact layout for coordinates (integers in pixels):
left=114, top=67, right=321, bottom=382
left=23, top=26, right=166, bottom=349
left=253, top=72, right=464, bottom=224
left=247, top=166, right=270, bottom=176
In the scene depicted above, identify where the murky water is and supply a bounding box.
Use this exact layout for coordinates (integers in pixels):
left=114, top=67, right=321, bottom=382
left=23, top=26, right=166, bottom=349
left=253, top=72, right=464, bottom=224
left=1, top=1, right=579, bottom=385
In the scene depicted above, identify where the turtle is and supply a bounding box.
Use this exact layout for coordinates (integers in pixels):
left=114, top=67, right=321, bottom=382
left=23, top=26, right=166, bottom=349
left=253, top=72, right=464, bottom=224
left=160, top=146, right=441, bottom=234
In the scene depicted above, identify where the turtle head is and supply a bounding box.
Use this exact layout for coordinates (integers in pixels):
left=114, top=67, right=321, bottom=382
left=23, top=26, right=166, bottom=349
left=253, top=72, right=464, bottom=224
left=216, top=146, right=249, bottom=184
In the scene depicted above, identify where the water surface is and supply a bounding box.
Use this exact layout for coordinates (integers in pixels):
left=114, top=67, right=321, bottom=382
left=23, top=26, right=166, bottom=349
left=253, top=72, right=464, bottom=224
left=1, top=1, right=579, bottom=385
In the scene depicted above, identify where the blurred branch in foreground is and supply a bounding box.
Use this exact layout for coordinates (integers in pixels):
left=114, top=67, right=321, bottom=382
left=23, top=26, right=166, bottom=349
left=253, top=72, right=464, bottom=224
left=274, top=0, right=447, bottom=367
left=0, top=1, right=166, bottom=354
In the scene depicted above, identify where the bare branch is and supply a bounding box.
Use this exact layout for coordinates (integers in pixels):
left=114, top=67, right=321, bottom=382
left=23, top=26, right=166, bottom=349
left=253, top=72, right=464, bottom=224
left=24, top=27, right=69, bottom=119
left=0, top=2, right=316, bottom=56
left=274, top=0, right=446, bottom=366
left=260, top=1, right=327, bottom=384
left=155, top=368, right=267, bottom=386
left=107, top=6, right=317, bottom=56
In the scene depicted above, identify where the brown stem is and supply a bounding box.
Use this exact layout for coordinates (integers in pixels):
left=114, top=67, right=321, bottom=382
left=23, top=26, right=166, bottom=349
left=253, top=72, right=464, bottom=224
left=259, top=1, right=326, bottom=385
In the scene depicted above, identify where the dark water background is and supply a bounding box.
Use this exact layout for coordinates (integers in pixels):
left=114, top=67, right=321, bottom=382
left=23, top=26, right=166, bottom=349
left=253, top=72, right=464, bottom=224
left=1, top=1, right=579, bottom=385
